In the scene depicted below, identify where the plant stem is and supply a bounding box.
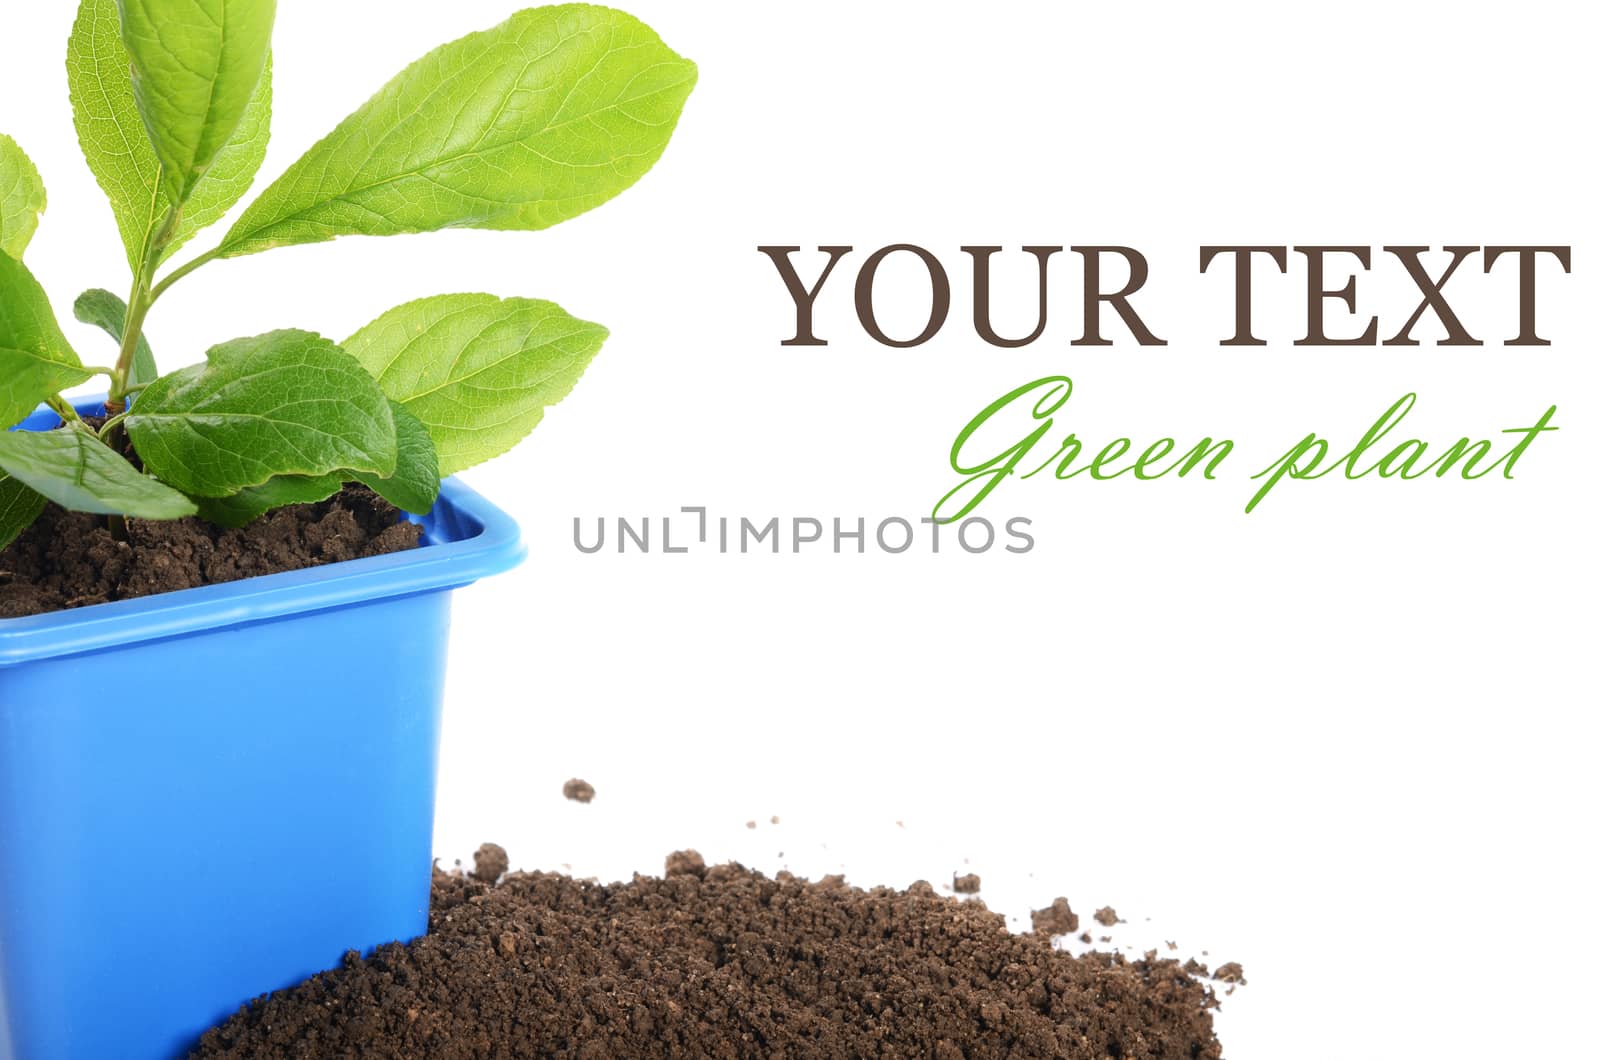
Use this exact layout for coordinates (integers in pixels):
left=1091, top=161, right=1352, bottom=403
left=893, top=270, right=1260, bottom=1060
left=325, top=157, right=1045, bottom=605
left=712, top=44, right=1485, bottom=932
left=98, top=410, right=130, bottom=438
left=47, top=395, right=81, bottom=423
left=100, top=214, right=182, bottom=544
left=107, top=208, right=184, bottom=412
left=101, top=237, right=221, bottom=410
left=83, top=412, right=134, bottom=540
left=149, top=245, right=221, bottom=305
left=105, top=272, right=153, bottom=413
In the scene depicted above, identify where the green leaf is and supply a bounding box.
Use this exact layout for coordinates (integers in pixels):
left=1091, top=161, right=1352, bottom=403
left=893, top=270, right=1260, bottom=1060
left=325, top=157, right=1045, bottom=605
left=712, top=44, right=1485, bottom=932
left=66, top=0, right=157, bottom=273
left=195, top=403, right=437, bottom=527
left=125, top=329, right=398, bottom=497
left=352, top=400, right=439, bottom=514
left=73, top=288, right=159, bottom=388
left=0, top=133, right=47, bottom=260
left=0, top=254, right=93, bottom=429
left=219, top=5, right=696, bottom=258
left=345, top=294, right=607, bottom=477
left=68, top=0, right=274, bottom=271
left=193, top=471, right=340, bottom=528
left=0, top=473, right=46, bottom=552
left=166, top=53, right=272, bottom=263
left=116, top=0, right=275, bottom=208
left=0, top=425, right=196, bottom=518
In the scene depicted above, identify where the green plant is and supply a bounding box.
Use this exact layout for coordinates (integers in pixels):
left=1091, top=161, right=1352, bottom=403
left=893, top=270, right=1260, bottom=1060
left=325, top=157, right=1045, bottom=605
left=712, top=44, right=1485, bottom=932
left=0, top=1, right=695, bottom=549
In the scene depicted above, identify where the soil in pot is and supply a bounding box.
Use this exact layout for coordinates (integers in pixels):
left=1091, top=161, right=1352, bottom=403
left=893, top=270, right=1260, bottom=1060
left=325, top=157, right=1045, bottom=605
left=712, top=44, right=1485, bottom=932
left=194, top=852, right=1225, bottom=1059
left=0, top=486, right=420, bottom=619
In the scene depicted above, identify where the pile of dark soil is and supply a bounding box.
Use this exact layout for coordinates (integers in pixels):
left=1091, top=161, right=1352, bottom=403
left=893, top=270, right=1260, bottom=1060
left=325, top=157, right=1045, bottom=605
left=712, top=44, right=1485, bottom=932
left=194, top=853, right=1223, bottom=1059
left=0, top=486, right=420, bottom=618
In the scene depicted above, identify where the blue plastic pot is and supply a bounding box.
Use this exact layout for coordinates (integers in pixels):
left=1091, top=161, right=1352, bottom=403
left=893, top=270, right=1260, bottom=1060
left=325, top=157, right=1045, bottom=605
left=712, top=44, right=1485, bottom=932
left=0, top=399, right=525, bottom=1060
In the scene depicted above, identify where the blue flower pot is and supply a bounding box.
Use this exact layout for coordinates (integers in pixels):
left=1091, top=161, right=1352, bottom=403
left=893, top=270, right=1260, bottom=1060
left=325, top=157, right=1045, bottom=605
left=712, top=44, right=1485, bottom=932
left=0, top=400, right=525, bottom=1060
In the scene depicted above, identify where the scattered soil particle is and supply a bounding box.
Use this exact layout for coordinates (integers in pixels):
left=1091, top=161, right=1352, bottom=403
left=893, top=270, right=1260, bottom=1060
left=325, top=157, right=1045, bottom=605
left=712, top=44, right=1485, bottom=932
left=1213, top=962, right=1247, bottom=985
left=1078, top=932, right=1094, bottom=944
left=194, top=854, right=1223, bottom=1059
left=770, top=815, right=780, bottom=825
left=1031, top=896, right=1080, bottom=938
left=470, top=843, right=508, bottom=883
left=746, top=820, right=757, bottom=829
left=953, top=872, right=981, bottom=894
left=1094, top=906, right=1121, bottom=927
left=562, top=778, right=596, bottom=804
left=663, top=849, right=706, bottom=878
left=0, top=486, right=419, bottom=618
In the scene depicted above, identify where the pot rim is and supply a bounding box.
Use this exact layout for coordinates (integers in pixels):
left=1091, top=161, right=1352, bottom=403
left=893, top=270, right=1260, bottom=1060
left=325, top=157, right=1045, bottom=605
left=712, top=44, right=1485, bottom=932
left=0, top=396, right=526, bottom=666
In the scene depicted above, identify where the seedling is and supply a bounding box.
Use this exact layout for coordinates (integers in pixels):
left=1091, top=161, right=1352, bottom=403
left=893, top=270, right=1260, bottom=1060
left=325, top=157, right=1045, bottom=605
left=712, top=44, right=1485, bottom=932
left=0, top=1, right=695, bottom=549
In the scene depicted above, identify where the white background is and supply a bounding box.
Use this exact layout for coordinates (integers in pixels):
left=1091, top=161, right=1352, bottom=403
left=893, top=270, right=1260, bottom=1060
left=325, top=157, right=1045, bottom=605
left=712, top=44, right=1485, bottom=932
left=6, top=3, right=1596, bottom=1057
